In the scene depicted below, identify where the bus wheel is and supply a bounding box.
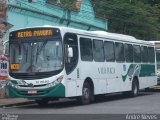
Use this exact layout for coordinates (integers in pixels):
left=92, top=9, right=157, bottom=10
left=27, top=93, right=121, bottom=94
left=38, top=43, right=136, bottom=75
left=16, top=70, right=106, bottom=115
left=35, top=99, right=49, bottom=106
left=78, top=82, right=92, bottom=105
left=131, top=79, right=139, bottom=97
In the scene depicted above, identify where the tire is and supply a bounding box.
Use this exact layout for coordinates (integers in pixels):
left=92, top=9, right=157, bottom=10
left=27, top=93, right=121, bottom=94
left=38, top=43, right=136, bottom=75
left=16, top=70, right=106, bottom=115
left=131, top=79, right=139, bottom=97
left=78, top=82, right=92, bottom=105
left=35, top=99, right=49, bottom=106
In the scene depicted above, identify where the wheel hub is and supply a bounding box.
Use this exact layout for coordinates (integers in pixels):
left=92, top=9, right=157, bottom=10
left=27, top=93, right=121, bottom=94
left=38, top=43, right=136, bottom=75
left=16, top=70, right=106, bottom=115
left=83, top=88, right=89, bottom=99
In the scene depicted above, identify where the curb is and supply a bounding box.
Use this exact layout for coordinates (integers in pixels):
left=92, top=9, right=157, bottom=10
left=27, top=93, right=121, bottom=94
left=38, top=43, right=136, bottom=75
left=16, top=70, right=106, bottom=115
left=0, top=100, right=35, bottom=108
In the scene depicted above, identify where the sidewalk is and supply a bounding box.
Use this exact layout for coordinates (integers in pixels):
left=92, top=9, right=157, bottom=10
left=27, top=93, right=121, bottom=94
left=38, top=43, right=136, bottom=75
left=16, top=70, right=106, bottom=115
left=0, top=98, right=34, bottom=107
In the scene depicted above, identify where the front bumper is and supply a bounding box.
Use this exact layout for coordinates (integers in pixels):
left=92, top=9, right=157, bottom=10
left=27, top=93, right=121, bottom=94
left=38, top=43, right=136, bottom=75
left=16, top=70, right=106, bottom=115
left=6, top=83, right=65, bottom=99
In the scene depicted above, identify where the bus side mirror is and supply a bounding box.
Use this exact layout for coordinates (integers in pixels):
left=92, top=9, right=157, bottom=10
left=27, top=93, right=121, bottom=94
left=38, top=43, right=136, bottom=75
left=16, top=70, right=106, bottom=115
left=68, top=47, right=73, bottom=58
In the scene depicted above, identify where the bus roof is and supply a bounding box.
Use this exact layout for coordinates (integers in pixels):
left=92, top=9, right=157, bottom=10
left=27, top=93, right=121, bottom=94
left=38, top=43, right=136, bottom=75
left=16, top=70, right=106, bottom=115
left=10, top=25, right=154, bottom=46
left=58, top=26, right=154, bottom=45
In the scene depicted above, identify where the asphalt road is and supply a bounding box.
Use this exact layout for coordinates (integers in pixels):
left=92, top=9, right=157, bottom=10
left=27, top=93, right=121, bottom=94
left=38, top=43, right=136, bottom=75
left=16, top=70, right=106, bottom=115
left=0, top=90, right=160, bottom=120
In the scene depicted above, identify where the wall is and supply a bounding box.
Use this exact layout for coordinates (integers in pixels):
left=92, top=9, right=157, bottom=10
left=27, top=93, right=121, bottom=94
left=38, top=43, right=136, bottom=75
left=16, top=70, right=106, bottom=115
left=7, top=0, right=108, bottom=31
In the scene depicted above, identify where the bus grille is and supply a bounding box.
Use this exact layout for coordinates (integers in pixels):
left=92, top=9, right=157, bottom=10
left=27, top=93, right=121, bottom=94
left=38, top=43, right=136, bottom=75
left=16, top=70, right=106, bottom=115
left=10, top=72, right=54, bottom=80
left=9, top=70, right=62, bottom=80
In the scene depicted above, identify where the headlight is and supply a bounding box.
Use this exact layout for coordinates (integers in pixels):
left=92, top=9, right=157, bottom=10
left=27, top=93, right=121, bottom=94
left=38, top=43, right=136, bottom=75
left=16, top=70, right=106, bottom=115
left=7, top=81, right=20, bottom=89
left=47, top=75, right=64, bottom=88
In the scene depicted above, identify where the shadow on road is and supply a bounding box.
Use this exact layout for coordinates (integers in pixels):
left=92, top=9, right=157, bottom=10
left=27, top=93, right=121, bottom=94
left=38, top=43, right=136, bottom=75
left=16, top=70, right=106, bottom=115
left=144, top=88, right=160, bottom=93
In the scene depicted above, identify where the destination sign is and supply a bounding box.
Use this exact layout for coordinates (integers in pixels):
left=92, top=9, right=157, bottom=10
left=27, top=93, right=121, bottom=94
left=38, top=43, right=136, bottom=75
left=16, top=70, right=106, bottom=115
left=9, top=28, right=61, bottom=40
left=17, top=29, right=53, bottom=38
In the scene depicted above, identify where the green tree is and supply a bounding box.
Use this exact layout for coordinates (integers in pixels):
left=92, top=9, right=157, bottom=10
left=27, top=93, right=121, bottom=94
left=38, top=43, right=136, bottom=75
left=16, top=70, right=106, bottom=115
left=93, top=0, right=160, bottom=40
left=46, top=0, right=160, bottom=40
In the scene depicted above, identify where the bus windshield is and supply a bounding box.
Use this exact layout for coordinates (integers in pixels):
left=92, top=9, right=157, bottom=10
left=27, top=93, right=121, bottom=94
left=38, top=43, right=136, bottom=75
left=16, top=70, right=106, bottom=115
left=10, top=39, right=63, bottom=73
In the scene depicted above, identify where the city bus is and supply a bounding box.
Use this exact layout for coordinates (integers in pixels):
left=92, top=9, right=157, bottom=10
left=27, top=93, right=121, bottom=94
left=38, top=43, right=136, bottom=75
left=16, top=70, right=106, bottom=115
left=6, top=26, right=157, bottom=105
left=150, top=41, right=160, bottom=84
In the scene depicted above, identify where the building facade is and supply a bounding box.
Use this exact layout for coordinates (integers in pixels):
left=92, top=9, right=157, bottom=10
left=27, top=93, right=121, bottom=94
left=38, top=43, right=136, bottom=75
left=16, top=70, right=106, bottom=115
left=7, top=0, right=108, bottom=32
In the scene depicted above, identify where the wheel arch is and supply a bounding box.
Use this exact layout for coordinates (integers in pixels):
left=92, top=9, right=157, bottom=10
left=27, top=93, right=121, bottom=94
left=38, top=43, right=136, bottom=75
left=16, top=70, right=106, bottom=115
left=84, top=77, right=94, bottom=95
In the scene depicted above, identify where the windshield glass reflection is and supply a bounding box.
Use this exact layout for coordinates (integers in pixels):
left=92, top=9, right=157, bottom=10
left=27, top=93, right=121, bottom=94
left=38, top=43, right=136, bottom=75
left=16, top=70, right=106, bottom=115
left=10, top=40, right=63, bottom=73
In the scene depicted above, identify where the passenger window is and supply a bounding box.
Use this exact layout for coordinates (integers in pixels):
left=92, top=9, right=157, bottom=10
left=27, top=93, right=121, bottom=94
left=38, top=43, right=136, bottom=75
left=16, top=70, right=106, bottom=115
left=115, top=42, right=125, bottom=62
left=125, top=44, right=133, bottom=62
left=80, top=38, right=93, bottom=61
left=93, top=40, right=105, bottom=62
left=141, top=46, right=148, bottom=63
left=148, top=47, right=155, bottom=63
left=133, top=45, right=141, bottom=63
left=104, top=41, right=115, bottom=61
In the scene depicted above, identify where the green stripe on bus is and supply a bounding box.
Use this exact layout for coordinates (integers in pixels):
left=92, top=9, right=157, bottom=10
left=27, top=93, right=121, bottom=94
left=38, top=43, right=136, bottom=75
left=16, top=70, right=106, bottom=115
left=139, top=64, right=155, bottom=77
left=122, top=64, right=155, bottom=82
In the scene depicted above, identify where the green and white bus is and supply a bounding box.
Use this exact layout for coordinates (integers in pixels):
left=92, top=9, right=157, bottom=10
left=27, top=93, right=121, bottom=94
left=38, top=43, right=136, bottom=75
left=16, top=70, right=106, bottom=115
left=7, top=26, right=157, bottom=105
left=150, top=41, right=160, bottom=84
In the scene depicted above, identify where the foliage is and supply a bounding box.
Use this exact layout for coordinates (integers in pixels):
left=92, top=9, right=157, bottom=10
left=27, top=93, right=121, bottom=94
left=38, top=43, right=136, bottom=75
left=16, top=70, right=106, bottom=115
left=93, top=0, right=160, bottom=40
left=46, top=0, right=160, bottom=40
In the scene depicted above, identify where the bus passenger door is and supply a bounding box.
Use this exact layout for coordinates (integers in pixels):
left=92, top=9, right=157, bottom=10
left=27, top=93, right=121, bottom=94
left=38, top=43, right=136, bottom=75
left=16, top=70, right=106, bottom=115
left=64, top=33, right=79, bottom=97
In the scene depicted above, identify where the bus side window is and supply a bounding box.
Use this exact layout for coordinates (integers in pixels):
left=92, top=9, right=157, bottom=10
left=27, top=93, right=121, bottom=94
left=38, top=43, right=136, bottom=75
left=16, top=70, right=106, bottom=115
left=93, top=39, right=105, bottom=62
left=156, top=50, right=160, bottom=62
left=133, top=45, right=141, bottom=63
left=125, top=44, right=133, bottom=62
left=115, top=42, right=125, bottom=62
left=64, top=33, right=78, bottom=75
left=148, top=47, right=155, bottom=63
left=80, top=37, right=93, bottom=61
left=104, top=41, right=115, bottom=62
left=141, top=46, right=148, bottom=63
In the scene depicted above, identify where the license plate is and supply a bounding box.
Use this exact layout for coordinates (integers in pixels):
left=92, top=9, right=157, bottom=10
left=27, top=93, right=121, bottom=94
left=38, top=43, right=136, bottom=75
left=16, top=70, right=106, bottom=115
left=28, top=90, right=37, bottom=94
